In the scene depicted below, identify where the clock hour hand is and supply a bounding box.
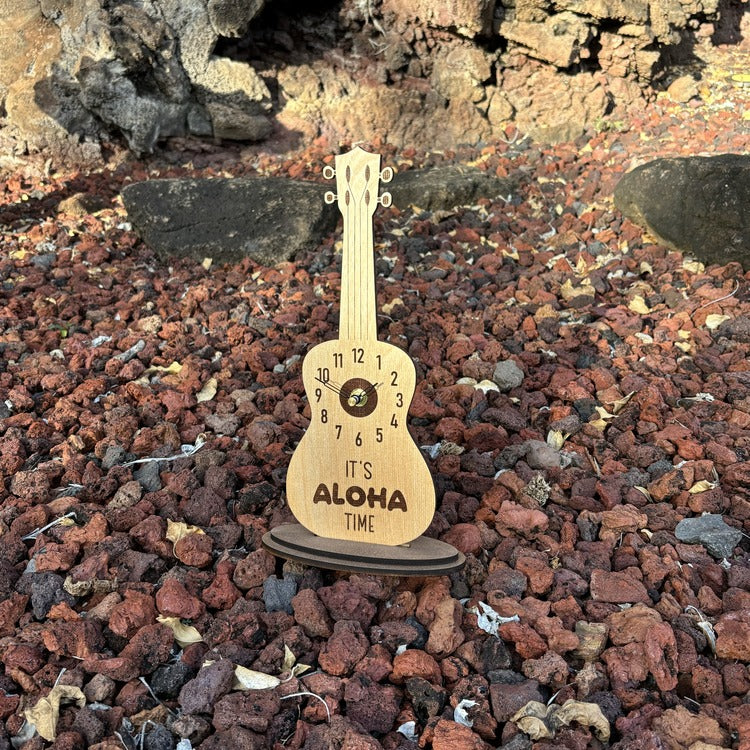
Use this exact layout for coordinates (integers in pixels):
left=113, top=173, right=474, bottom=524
left=315, top=377, right=342, bottom=395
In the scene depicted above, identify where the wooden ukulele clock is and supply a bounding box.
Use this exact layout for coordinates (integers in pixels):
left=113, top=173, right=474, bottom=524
left=263, top=147, right=465, bottom=575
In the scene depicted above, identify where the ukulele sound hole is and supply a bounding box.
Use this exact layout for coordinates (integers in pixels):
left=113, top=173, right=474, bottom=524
left=339, top=377, right=378, bottom=417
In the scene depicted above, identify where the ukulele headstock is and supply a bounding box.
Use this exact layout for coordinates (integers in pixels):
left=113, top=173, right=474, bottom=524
left=323, top=146, right=394, bottom=215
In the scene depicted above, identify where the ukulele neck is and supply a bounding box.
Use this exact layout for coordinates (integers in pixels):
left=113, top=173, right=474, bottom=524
left=331, top=147, right=388, bottom=342
left=340, top=203, right=377, bottom=341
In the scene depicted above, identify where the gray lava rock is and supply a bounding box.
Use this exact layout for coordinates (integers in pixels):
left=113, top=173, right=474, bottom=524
left=262, top=575, right=298, bottom=614
left=675, top=514, right=743, bottom=559
left=389, top=166, right=515, bottom=211
left=178, top=658, right=235, bottom=715
left=144, top=723, right=175, bottom=750
left=122, top=177, right=337, bottom=266
left=17, top=572, right=76, bottom=620
left=614, top=155, right=750, bottom=269
left=492, top=359, right=525, bottom=392
left=151, top=661, right=195, bottom=699
left=524, top=439, right=563, bottom=470
left=134, top=461, right=163, bottom=492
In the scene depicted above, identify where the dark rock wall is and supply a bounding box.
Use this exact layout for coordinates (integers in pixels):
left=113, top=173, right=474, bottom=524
left=0, top=0, right=745, bottom=158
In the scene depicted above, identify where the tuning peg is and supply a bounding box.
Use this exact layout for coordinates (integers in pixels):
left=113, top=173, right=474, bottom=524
left=377, top=192, right=392, bottom=207
left=324, top=191, right=337, bottom=204
left=380, top=166, right=394, bottom=183
left=322, top=165, right=336, bottom=180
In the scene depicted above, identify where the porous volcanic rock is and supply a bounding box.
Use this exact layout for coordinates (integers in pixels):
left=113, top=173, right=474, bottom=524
left=614, top=155, right=750, bottom=269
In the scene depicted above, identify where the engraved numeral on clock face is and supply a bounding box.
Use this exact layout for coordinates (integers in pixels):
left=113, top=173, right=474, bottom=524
left=396, top=392, right=403, bottom=407
left=352, top=347, right=364, bottom=363
left=391, top=414, right=398, bottom=427
left=317, top=367, right=330, bottom=382
left=315, top=388, right=322, bottom=402
left=333, top=353, right=343, bottom=367
left=321, top=409, right=328, bottom=423
left=391, top=371, right=398, bottom=386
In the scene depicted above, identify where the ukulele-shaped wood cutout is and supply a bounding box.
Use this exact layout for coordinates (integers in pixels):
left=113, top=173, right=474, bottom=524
left=286, top=147, right=435, bottom=546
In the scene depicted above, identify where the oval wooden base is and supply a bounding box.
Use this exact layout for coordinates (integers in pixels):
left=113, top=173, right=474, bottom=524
left=262, top=524, right=465, bottom=576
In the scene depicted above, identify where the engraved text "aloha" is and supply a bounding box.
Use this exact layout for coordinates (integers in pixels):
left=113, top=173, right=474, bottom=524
left=313, top=483, right=407, bottom=512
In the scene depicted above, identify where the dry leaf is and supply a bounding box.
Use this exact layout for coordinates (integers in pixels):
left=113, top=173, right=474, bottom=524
left=166, top=519, right=205, bottom=544
left=24, top=685, right=86, bottom=741
left=196, top=377, right=218, bottom=403
left=610, top=391, right=635, bottom=414
left=201, top=257, right=213, bottom=270
left=475, top=379, right=500, bottom=394
left=546, top=430, right=567, bottom=450
left=628, top=295, right=651, bottom=314
left=555, top=700, right=610, bottom=741
left=688, top=480, right=718, bottom=494
left=634, top=486, right=653, bottom=501
left=156, top=615, right=203, bottom=647
left=511, top=701, right=554, bottom=740
left=704, top=314, right=731, bottom=330
left=590, top=406, right=616, bottom=431
left=560, top=278, right=595, bottom=301
left=683, top=260, right=705, bottom=273
left=468, top=601, right=520, bottom=636
left=396, top=721, right=418, bottom=741
left=233, top=664, right=281, bottom=690
left=381, top=298, right=404, bottom=315
left=453, top=699, right=477, bottom=727
left=511, top=699, right=610, bottom=742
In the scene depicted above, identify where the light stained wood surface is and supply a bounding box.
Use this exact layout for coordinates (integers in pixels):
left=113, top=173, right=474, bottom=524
left=285, top=148, right=436, bottom=546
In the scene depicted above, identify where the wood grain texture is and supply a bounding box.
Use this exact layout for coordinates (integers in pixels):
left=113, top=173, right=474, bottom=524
left=285, top=147, right=435, bottom=546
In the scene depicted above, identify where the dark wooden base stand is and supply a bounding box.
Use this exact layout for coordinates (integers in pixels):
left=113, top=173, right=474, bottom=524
left=262, top=524, right=465, bottom=576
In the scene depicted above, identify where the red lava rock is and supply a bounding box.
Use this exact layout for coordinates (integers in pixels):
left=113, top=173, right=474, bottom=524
left=81, top=656, right=139, bottom=683
left=318, top=620, right=370, bottom=676
left=318, top=580, right=377, bottom=628
left=589, top=569, right=650, bottom=604
left=202, top=560, right=242, bottom=610
left=521, top=650, right=570, bottom=687
left=355, top=644, right=392, bottom=683
left=292, top=588, right=333, bottom=638
left=173, top=532, right=214, bottom=567
left=129, top=515, right=171, bottom=557
left=34, top=541, right=80, bottom=572
left=651, top=705, right=729, bottom=748
left=490, top=678, right=543, bottom=722
left=179, top=659, right=235, bottom=715
left=429, top=717, right=490, bottom=750
left=390, top=649, right=442, bottom=685
left=496, top=501, right=549, bottom=537
left=425, top=597, right=465, bottom=658
left=514, top=555, right=554, bottom=595
left=441, top=523, right=483, bottom=555
left=42, top=620, right=105, bottom=660
left=156, top=577, right=205, bottom=619
left=0, top=690, right=20, bottom=719
left=233, top=548, right=276, bottom=590
left=108, top=590, right=157, bottom=638
left=343, top=674, right=401, bottom=733
left=120, top=623, right=174, bottom=674
left=212, top=689, right=281, bottom=732
left=497, top=621, right=547, bottom=659
left=714, top=610, right=750, bottom=660
left=642, top=621, right=678, bottom=691
left=415, top=578, right=453, bottom=628
left=0, top=594, right=29, bottom=637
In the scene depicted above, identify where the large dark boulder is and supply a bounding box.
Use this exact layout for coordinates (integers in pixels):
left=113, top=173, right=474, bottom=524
left=614, top=154, right=750, bottom=269
left=121, top=177, right=337, bottom=266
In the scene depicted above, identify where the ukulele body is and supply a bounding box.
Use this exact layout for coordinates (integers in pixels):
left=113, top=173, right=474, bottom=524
left=287, top=338, right=435, bottom=546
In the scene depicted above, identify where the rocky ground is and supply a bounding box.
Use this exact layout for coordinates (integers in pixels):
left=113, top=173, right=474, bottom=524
left=1, top=39, right=750, bottom=750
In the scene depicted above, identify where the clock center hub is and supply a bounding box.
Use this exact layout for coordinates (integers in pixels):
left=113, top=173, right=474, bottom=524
left=339, top=377, right=378, bottom=417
